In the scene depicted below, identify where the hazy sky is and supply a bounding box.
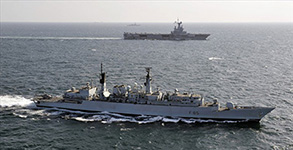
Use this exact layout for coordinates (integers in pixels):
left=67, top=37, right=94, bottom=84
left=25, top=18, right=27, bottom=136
left=1, top=0, right=293, bottom=22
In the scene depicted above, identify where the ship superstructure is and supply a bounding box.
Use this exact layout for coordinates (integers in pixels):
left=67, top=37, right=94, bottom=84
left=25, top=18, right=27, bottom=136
left=124, top=20, right=210, bottom=40
left=34, top=64, right=274, bottom=122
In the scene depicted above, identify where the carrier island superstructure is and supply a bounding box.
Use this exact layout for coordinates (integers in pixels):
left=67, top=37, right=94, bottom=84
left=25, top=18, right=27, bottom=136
left=34, top=64, right=274, bottom=122
left=124, top=20, right=210, bottom=41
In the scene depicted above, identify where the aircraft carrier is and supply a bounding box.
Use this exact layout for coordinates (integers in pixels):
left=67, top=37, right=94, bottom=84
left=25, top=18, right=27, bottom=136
left=124, top=20, right=210, bottom=40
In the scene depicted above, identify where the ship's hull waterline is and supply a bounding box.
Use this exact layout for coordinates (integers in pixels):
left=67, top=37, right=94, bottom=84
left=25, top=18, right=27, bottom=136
left=123, top=33, right=210, bottom=40
left=35, top=100, right=274, bottom=122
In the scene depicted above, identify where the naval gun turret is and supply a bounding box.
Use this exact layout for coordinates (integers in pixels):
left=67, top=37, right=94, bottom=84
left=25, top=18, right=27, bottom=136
left=63, top=82, right=97, bottom=100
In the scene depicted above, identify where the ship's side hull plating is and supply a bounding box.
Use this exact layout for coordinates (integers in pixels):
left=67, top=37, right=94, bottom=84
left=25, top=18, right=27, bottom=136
left=35, top=100, right=274, bottom=122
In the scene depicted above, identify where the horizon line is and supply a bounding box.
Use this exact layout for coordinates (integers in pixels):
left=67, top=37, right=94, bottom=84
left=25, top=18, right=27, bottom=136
left=1, top=21, right=293, bottom=23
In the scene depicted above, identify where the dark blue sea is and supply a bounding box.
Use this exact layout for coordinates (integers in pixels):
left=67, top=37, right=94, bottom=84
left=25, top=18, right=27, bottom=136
left=0, top=22, right=292, bottom=149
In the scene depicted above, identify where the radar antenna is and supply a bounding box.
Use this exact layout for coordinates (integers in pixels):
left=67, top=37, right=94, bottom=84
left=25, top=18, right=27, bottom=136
left=174, top=18, right=183, bottom=30
left=100, top=63, right=103, bottom=75
left=145, top=67, right=152, bottom=75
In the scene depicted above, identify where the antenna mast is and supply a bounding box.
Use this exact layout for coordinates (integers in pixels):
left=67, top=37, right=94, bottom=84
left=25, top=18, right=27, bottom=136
left=101, top=63, right=103, bottom=74
left=99, top=63, right=110, bottom=98
left=145, top=67, right=152, bottom=94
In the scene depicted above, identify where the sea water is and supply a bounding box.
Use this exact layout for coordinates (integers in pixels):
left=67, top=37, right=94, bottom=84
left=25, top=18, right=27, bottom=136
left=0, top=22, right=292, bottom=149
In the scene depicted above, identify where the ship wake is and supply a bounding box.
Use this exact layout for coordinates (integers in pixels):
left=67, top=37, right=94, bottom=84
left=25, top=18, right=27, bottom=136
left=0, top=95, right=35, bottom=108
left=69, top=113, right=242, bottom=124
left=17, top=107, right=242, bottom=124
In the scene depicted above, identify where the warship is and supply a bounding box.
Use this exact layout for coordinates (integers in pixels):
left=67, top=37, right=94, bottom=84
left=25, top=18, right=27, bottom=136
left=33, top=64, right=274, bottom=122
left=127, top=23, right=140, bottom=26
left=124, top=20, right=210, bottom=40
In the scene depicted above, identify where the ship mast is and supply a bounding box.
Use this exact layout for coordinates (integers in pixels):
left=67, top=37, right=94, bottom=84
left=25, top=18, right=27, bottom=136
left=99, top=63, right=110, bottom=98
left=176, top=18, right=182, bottom=29
left=145, top=67, right=152, bottom=94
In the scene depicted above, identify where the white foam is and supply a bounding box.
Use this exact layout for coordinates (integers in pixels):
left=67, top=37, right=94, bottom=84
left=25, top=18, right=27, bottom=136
left=106, top=117, right=132, bottom=123
left=162, top=118, right=180, bottom=123
left=120, top=128, right=132, bottom=131
left=208, top=57, right=222, bottom=60
left=48, top=111, right=64, bottom=116
left=12, top=112, right=28, bottom=118
left=26, top=109, right=47, bottom=116
left=74, top=117, right=95, bottom=122
left=65, top=112, right=243, bottom=124
left=31, top=118, right=40, bottom=121
left=136, top=116, right=163, bottom=124
left=0, top=95, right=35, bottom=107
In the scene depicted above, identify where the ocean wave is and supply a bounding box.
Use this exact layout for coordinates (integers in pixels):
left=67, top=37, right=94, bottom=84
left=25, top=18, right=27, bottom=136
left=11, top=108, right=47, bottom=119
left=0, top=95, right=35, bottom=107
left=12, top=112, right=28, bottom=118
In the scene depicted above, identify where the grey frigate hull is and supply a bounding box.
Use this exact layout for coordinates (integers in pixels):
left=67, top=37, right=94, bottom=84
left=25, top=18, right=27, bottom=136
left=123, top=33, right=210, bottom=40
left=35, top=100, right=274, bottom=122
left=33, top=64, right=274, bottom=123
